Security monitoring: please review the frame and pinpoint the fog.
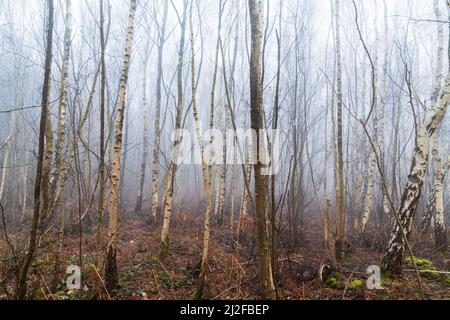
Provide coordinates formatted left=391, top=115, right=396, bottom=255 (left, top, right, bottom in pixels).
left=0, top=0, right=449, bottom=300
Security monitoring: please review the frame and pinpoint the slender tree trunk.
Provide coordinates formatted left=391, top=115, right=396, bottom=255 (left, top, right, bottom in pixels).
left=334, top=0, right=346, bottom=259
left=119, top=104, right=130, bottom=207
left=248, top=0, right=276, bottom=300
left=40, top=90, right=54, bottom=229
left=238, top=158, right=252, bottom=236
left=104, top=0, right=137, bottom=291
left=381, top=5, right=450, bottom=274
left=431, top=132, right=448, bottom=253
left=270, top=21, right=282, bottom=277
left=151, top=0, right=169, bottom=223
left=17, top=0, right=54, bottom=299
left=420, top=189, right=435, bottom=234
left=190, top=0, right=217, bottom=298
left=380, top=0, right=390, bottom=219
left=360, top=2, right=380, bottom=236
left=51, top=0, right=72, bottom=290
left=213, top=107, right=223, bottom=222
left=160, top=0, right=188, bottom=255
left=194, top=0, right=225, bottom=295
left=323, top=103, right=337, bottom=268
left=229, top=6, right=239, bottom=234
left=135, top=64, right=149, bottom=214
left=420, top=0, right=445, bottom=234
left=0, top=113, right=15, bottom=202
left=96, top=0, right=107, bottom=270
left=216, top=113, right=227, bottom=226
left=20, top=126, right=29, bottom=228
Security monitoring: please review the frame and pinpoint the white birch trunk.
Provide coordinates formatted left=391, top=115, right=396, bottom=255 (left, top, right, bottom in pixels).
left=104, top=0, right=136, bottom=290
left=381, top=15, right=450, bottom=272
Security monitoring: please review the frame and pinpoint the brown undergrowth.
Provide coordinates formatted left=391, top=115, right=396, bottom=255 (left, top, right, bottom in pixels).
left=1, top=211, right=449, bottom=300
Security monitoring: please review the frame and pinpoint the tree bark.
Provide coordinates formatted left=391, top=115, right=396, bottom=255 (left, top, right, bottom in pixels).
left=17, top=0, right=54, bottom=299
left=248, top=0, right=276, bottom=300
left=96, top=0, right=107, bottom=270
left=51, top=0, right=72, bottom=290
left=150, top=0, right=169, bottom=223
left=134, top=56, right=150, bottom=214
left=420, top=0, right=445, bottom=234
left=334, top=0, right=346, bottom=259
left=160, top=0, right=188, bottom=255
left=432, top=132, right=448, bottom=253
left=104, top=0, right=137, bottom=291
left=381, top=4, right=450, bottom=273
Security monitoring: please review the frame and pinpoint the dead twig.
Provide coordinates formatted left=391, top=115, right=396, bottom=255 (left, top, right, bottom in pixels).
left=404, top=269, right=450, bottom=275
left=212, top=275, right=257, bottom=300
left=342, top=268, right=358, bottom=299
left=38, top=272, right=55, bottom=300
left=91, top=264, right=111, bottom=300
left=151, top=269, right=161, bottom=297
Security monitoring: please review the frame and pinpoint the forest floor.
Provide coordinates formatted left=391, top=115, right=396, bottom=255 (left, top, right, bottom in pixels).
left=1, top=210, right=450, bottom=300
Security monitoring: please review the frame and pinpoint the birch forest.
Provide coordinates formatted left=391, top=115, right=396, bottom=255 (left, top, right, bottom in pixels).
left=1, top=0, right=450, bottom=301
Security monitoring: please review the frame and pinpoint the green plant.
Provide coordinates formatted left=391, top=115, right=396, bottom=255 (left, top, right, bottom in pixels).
left=325, top=276, right=343, bottom=289
left=347, top=279, right=364, bottom=291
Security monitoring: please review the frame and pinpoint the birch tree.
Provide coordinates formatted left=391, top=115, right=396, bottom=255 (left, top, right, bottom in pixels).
left=334, top=0, right=346, bottom=258
left=248, top=0, right=276, bottom=299
left=361, top=2, right=380, bottom=235
left=51, top=0, right=72, bottom=289
left=96, top=0, right=107, bottom=270
left=104, top=0, right=137, bottom=290
left=135, top=51, right=150, bottom=215
left=0, top=113, right=15, bottom=202
left=381, top=3, right=450, bottom=274
left=420, top=0, right=445, bottom=235
left=191, top=0, right=226, bottom=299
left=150, top=0, right=169, bottom=222
left=431, top=132, right=448, bottom=253
left=160, top=0, right=188, bottom=255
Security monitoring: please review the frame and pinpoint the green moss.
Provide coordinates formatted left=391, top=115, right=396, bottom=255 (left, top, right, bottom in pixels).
left=405, top=256, right=434, bottom=269
left=66, top=255, right=78, bottom=265
left=347, top=279, right=364, bottom=291
left=159, top=238, right=170, bottom=258
left=66, top=289, right=92, bottom=300
left=325, top=276, right=343, bottom=289
left=441, top=277, right=450, bottom=286
left=405, top=256, right=440, bottom=279
left=33, top=288, right=46, bottom=299
left=405, top=257, right=450, bottom=282
left=31, top=258, right=45, bottom=267
left=157, top=269, right=171, bottom=288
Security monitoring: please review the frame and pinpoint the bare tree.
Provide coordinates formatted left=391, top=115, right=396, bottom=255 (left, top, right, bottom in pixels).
left=334, top=0, right=346, bottom=259
left=381, top=3, right=450, bottom=274
left=150, top=0, right=169, bottom=222
left=96, top=0, right=107, bottom=270
left=104, top=0, right=137, bottom=291
left=248, top=0, right=276, bottom=300
left=17, top=0, right=54, bottom=299
left=51, top=0, right=72, bottom=289
left=160, top=0, right=189, bottom=255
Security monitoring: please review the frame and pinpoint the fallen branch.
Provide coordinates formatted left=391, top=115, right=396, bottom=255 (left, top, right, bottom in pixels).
left=91, top=264, right=111, bottom=300
left=151, top=269, right=161, bottom=297
left=404, top=269, right=450, bottom=275
left=342, top=268, right=358, bottom=299
left=212, top=275, right=257, bottom=300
